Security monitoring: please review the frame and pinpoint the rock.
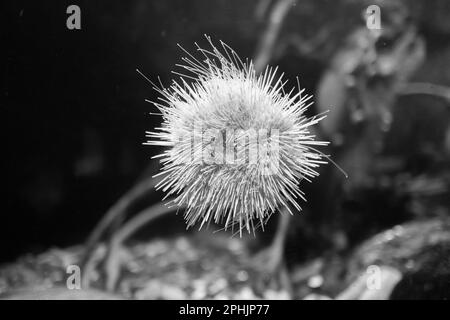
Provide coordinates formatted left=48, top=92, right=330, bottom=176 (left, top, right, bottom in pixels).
left=336, top=266, right=402, bottom=300
left=303, top=293, right=332, bottom=300
left=343, top=217, right=450, bottom=299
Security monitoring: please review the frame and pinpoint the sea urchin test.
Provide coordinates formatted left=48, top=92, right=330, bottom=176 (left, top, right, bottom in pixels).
left=142, top=36, right=329, bottom=235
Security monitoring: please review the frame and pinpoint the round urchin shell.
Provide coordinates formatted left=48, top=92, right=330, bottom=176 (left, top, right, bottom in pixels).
left=144, top=36, right=329, bottom=235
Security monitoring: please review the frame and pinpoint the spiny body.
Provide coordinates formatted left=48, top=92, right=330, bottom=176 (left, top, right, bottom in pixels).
left=144, top=36, right=328, bottom=235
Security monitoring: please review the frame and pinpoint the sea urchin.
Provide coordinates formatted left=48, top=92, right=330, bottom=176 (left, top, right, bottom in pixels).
left=143, top=36, right=329, bottom=235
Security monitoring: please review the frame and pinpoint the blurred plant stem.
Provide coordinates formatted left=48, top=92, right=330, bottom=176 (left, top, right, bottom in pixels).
left=81, top=176, right=161, bottom=288
left=253, top=0, right=294, bottom=73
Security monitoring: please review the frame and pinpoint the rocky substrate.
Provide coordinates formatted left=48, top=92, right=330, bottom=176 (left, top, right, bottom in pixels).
left=1, top=217, right=449, bottom=300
